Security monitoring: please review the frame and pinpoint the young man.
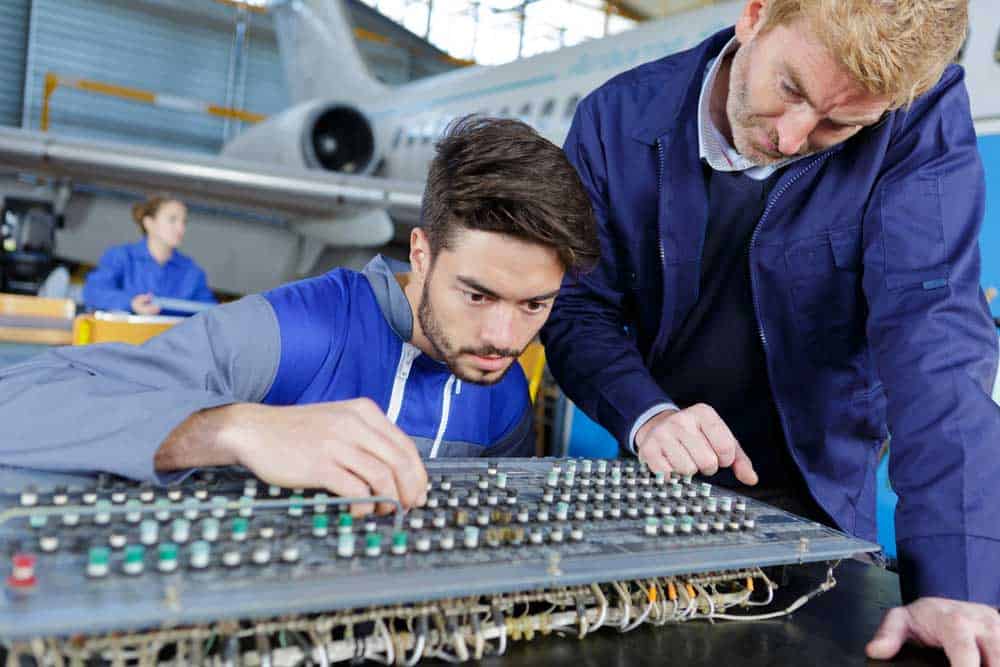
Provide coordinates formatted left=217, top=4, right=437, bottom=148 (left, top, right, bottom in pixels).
left=0, top=116, right=598, bottom=517
left=541, top=0, right=1000, bottom=661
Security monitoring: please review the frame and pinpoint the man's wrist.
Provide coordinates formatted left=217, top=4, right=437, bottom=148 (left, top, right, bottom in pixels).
left=629, top=402, right=679, bottom=454
left=155, top=403, right=254, bottom=472
left=211, top=403, right=264, bottom=467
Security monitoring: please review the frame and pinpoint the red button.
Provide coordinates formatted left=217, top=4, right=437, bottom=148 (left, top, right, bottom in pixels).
left=7, top=553, right=37, bottom=588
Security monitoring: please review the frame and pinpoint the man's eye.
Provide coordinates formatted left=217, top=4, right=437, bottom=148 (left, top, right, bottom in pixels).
left=465, top=292, right=486, bottom=304
left=524, top=301, right=549, bottom=313
left=823, top=119, right=857, bottom=132
left=781, top=82, right=802, bottom=99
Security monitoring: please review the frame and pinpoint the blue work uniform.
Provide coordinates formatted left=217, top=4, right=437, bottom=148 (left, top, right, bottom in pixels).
left=0, top=255, right=534, bottom=483
left=82, top=240, right=217, bottom=313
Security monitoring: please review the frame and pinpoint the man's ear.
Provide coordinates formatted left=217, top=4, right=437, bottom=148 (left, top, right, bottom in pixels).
left=409, top=227, right=432, bottom=281
left=735, top=0, right=767, bottom=44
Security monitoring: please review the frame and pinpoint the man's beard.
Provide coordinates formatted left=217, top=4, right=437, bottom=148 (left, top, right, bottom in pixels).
left=417, top=276, right=522, bottom=386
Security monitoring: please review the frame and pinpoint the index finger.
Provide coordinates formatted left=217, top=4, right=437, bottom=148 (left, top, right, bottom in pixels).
left=697, top=412, right=739, bottom=468
left=354, top=402, right=428, bottom=499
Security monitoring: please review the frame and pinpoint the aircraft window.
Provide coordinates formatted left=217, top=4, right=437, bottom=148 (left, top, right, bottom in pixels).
left=392, top=127, right=403, bottom=149
left=540, top=99, right=556, bottom=117
left=564, top=95, right=581, bottom=119
left=407, top=129, right=417, bottom=147
left=518, top=103, right=532, bottom=118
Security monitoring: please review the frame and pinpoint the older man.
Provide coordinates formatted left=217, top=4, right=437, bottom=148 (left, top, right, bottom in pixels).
left=542, top=0, right=1000, bottom=662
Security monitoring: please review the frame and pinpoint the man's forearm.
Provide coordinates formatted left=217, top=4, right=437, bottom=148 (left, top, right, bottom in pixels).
left=154, top=403, right=258, bottom=472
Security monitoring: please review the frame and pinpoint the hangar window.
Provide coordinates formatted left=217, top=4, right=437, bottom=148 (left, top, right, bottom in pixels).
left=564, top=95, right=581, bottom=119
left=540, top=99, right=556, bottom=117
left=392, top=127, right=404, bottom=149
left=498, top=106, right=510, bottom=117
left=995, top=28, right=1000, bottom=63
left=518, top=102, right=533, bottom=119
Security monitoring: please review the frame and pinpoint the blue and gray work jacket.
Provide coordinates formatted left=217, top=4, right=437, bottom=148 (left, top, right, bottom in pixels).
left=0, top=255, right=534, bottom=483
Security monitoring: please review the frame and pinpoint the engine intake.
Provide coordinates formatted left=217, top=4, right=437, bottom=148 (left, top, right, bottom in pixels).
left=304, top=106, right=376, bottom=174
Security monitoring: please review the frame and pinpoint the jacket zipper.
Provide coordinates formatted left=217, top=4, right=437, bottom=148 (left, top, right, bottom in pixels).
left=747, top=150, right=836, bottom=495
left=648, top=139, right=669, bottom=364
left=429, top=375, right=457, bottom=458
left=386, top=343, right=419, bottom=424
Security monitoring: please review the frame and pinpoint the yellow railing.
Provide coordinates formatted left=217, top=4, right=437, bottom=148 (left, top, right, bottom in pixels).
left=40, top=72, right=268, bottom=133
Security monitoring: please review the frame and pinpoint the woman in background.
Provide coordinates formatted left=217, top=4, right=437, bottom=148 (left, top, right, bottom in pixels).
left=83, top=196, right=216, bottom=315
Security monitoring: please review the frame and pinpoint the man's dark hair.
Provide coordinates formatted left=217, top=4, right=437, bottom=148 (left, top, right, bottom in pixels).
left=421, top=115, right=599, bottom=274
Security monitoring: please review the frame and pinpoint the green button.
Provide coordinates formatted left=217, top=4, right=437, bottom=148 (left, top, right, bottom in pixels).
left=338, top=513, right=353, bottom=528
left=158, top=543, right=178, bottom=561
left=29, top=514, right=48, bottom=529
left=125, top=545, right=145, bottom=563
left=313, top=514, right=329, bottom=530
left=365, top=533, right=382, bottom=548
left=232, top=517, right=248, bottom=536
left=392, top=530, right=407, bottom=547
left=89, top=546, right=110, bottom=565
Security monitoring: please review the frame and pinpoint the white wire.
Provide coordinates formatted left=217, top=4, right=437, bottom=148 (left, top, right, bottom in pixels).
left=612, top=582, right=632, bottom=631
left=473, top=613, right=486, bottom=660
left=621, top=599, right=653, bottom=632
left=695, top=583, right=715, bottom=619
left=680, top=583, right=698, bottom=620
left=402, top=633, right=426, bottom=667
left=709, top=574, right=836, bottom=621
left=496, top=615, right=508, bottom=656
left=452, top=630, right=469, bottom=662
left=746, top=575, right=776, bottom=606
left=589, top=584, right=609, bottom=632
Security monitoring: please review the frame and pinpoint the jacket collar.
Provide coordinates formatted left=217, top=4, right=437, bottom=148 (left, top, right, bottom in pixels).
left=631, top=27, right=735, bottom=146
left=362, top=254, right=415, bottom=342
left=130, top=239, right=180, bottom=267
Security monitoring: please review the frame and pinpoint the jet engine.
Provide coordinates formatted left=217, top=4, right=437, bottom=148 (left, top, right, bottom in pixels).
left=221, top=100, right=379, bottom=176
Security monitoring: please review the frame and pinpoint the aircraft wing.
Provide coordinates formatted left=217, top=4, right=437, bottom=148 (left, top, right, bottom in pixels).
left=0, top=128, right=424, bottom=221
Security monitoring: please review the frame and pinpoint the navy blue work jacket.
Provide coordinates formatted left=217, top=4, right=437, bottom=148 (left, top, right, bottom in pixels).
left=541, top=28, right=1000, bottom=604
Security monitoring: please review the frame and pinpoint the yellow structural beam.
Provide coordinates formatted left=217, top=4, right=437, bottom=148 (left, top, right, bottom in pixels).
left=40, top=72, right=267, bottom=132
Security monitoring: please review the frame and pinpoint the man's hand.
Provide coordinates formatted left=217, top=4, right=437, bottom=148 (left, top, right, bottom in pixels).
left=131, top=293, right=161, bottom=315
left=635, top=404, right=758, bottom=485
left=156, top=399, right=428, bottom=516
left=867, top=597, right=1000, bottom=665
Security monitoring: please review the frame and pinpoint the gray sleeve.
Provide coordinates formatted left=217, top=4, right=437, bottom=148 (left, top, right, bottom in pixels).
left=0, top=295, right=280, bottom=483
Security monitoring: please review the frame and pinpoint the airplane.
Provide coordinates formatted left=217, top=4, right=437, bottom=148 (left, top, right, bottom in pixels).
left=0, top=0, right=997, bottom=299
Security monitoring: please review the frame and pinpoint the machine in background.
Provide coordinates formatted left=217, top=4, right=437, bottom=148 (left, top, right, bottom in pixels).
left=0, top=197, right=58, bottom=296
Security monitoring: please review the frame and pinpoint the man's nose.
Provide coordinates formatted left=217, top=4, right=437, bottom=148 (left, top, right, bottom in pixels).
left=776, top=108, right=817, bottom=156
left=480, top=306, right=517, bottom=350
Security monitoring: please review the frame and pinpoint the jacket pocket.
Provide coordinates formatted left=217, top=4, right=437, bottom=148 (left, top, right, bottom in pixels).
left=785, top=226, right=866, bottom=364
left=880, top=175, right=949, bottom=291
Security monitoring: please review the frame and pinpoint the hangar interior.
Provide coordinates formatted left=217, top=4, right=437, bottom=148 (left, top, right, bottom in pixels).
left=1, top=1, right=999, bottom=665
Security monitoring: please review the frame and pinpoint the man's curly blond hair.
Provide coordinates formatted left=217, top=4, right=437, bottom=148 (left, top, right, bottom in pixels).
left=760, top=0, right=968, bottom=109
